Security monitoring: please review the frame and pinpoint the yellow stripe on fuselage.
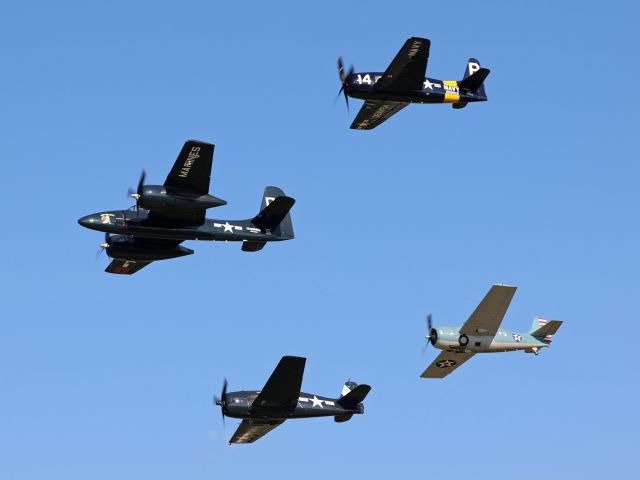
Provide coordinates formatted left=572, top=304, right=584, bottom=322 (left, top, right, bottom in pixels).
left=443, top=80, right=460, bottom=103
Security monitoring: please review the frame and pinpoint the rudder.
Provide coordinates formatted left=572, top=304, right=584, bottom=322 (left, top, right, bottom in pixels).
left=529, top=317, right=562, bottom=343
left=252, top=186, right=295, bottom=239
left=461, top=58, right=488, bottom=97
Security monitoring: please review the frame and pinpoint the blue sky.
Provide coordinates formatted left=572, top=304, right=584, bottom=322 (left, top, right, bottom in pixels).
left=1, top=1, right=638, bottom=478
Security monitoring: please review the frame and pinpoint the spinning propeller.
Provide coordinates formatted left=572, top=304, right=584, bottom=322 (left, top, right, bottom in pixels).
left=213, top=378, right=228, bottom=426
left=426, top=313, right=434, bottom=343
left=422, top=313, right=435, bottom=355
left=127, top=169, right=146, bottom=212
left=337, top=56, right=354, bottom=111
left=96, top=232, right=111, bottom=259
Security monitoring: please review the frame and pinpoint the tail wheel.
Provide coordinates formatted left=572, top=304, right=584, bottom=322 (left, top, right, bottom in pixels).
left=459, top=334, right=469, bottom=346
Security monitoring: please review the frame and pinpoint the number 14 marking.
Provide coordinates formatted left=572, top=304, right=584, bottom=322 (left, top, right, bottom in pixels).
left=356, top=74, right=381, bottom=85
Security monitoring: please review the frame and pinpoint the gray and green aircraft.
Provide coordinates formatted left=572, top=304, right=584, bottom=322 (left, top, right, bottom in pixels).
left=421, top=285, right=563, bottom=379
left=78, top=140, right=295, bottom=275
left=214, top=356, right=371, bottom=444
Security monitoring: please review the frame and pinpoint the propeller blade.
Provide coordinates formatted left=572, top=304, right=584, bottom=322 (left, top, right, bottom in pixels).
left=427, top=313, right=433, bottom=334
left=337, top=57, right=354, bottom=113
left=137, top=170, right=146, bottom=197
left=219, top=378, right=228, bottom=426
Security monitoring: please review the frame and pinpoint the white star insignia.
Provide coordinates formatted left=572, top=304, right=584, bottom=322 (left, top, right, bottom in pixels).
left=311, top=396, right=324, bottom=408
left=424, top=79, right=434, bottom=90
left=222, top=222, right=234, bottom=233
left=513, top=334, right=522, bottom=342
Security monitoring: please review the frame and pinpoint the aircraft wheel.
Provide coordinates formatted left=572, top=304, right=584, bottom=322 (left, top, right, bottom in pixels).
left=459, top=334, right=469, bottom=346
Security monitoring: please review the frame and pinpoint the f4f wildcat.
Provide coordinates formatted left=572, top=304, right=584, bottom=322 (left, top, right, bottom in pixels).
left=337, top=36, right=490, bottom=130
left=214, top=356, right=371, bottom=444
left=78, top=140, right=295, bottom=275
left=421, top=285, right=563, bottom=379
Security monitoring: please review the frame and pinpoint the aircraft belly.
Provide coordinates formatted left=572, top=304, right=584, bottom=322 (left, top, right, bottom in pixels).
left=487, top=341, right=532, bottom=352
left=353, top=90, right=444, bottom=104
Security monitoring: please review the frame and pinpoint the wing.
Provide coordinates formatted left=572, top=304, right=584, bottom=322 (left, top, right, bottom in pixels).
left=252, top=356, right=306, bottom=412
left=164, top=140, right=214, bottom=195
left=420, top=350, right=475, bottom=379
left=105, top=259, right=152, bottom=275
left=375, top=37, right=430, bottom=92
left=350, top=100, right=409, bottom=130
left=229, top=419, right=285, bottom=444
left=459, top=285, right=517, bottom=337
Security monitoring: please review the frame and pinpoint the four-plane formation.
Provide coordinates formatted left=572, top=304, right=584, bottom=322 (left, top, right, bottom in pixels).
left=77, top=36, right=564, bottom=445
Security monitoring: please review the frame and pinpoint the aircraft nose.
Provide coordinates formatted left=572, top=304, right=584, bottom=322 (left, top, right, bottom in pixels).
left=78, top=214, right=98, bottom=228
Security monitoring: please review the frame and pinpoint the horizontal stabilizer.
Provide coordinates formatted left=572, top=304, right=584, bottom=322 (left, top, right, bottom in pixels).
left=531, top=320, right=563, bottom=338
left=251, top=196, right=295, bottom=231
left=337, top=384, right=371, bottom=406
left=458, top=67, right=490, bottom=92
left=242, top=240, right=267, bottom=252
left=334, top=414, right=354, bottom=423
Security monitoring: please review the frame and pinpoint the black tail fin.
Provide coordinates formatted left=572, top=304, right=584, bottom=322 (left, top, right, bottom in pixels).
left=250, top=186, right=295, bottom=239
left=337, top=383, right=371, bottom=407
left=459, top=58, right=489, bottom=96
left=335, top=381, right=370, bottom=422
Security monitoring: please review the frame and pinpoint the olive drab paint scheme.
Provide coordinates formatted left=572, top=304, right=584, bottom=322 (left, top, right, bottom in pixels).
left=78, top=140, right=295, bottom=274
left=214, top=356, right=371, bottom=444
left=421, top=285, right=563, bottom=378
left=337, top=37, right=490, bottom=130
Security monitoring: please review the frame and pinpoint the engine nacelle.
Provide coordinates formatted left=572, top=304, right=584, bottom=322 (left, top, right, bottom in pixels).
left=107, top=240, right=194, bottom=262
left=137, top=185, right=226, bottom=211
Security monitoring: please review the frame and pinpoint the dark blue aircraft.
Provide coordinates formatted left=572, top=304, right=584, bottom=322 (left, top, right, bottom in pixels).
left=215, top=356, right=371, bottom=444
left=338, top=37, right=490, bottom=129
left=78, top=140, right=295, bottom=274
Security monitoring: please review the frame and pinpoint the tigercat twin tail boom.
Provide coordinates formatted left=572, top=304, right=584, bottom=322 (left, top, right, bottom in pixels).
left=421, top=285, right=563, bottom=379
left=214, top=356, right=371, bottom=444
left=337, top=36, right=490, bottom=130
left=78, top=140, right=295, bottom=275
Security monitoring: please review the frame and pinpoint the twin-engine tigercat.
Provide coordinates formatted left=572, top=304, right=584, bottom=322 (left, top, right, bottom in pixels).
left=78, top=140, right=295, bottom=275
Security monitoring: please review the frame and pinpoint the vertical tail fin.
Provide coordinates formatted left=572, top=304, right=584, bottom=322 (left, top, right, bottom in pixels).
left=335, top=380, right=371, bottom=422
left=337, top=381, right=371, bottom=406
left=251, top=186, right=295, bottom=239
left=462, top=58, right=487, bottom=98
left=340, top=380, right=358, bottom=398
left=529, top=317, right=555, bottom=343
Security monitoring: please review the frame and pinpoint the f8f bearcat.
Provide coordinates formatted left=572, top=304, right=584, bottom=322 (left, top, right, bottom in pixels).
left=421, top=285, right=563, bottom=378
left=78, top=140, right=295, bottom=275
left=337, top=36, right=490, bottom=130
left=214, top=356, right=371, bottom=444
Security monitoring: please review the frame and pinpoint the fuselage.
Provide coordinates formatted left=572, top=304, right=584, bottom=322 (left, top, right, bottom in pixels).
left=346, top=72, right=487, bottom=105
left=430, top=326, right=551, bottom=354
left=78, top=208, right=290, bottom=242
left=223, top=390, right=363, bottom=420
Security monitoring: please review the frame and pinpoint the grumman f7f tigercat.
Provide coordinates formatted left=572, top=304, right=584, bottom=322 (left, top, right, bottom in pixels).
left=337, top=36, right=490, bottom=130
left=78, top=140, right=295, bottom=275
left=215, top=356, right=371, bottom=444
left=421, top=285, right=563, bottom=378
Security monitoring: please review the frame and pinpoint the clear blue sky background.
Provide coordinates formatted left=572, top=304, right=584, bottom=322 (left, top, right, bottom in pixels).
left=1, top=1, right=638, bottom=478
